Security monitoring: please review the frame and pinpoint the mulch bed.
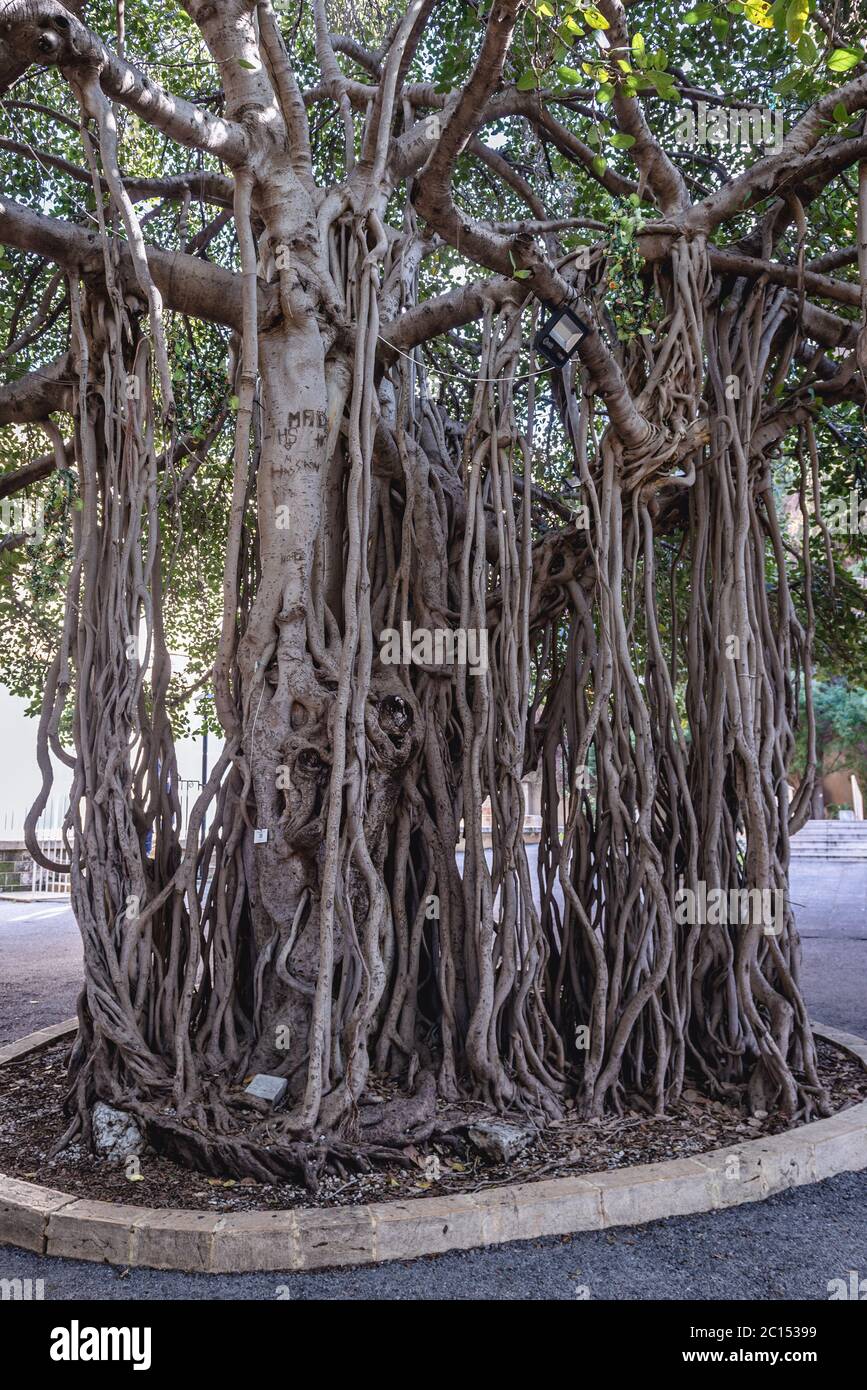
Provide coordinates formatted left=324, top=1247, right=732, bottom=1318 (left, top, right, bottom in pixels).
left=1, top=1037, right=864, bottom=1212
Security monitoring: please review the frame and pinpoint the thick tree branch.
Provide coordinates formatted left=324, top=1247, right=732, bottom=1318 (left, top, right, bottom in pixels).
left=689, top=73, right=867, bottom=236
left=381, top=275, right=526, bottom=357
left=0, top=0, right=247, bottom=163
left=413, top=4, right=580, bottom=307
left=596, top=0, right=688, bottom=214
left=0, top=0, right=82, bottom=92
left=0, top=137, right=234, bottom=205
left=0, top=351, right=72, bottom=421
left=469, top=138, right=547, bottom=219
left=711, top=248, right=861, bottom=309
left=0, top=442, right=63, bottom=496
left=0, top=193, right=278, bottom=329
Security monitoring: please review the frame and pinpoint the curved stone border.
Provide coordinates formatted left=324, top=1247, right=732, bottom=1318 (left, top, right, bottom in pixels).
left=1, top=1018, right=866, bottom=1273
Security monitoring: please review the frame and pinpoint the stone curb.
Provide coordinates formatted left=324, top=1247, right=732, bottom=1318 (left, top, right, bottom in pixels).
left=1, top=1018, right=866, bottom=1273
left=0, top=1017, right=78, bottom=1066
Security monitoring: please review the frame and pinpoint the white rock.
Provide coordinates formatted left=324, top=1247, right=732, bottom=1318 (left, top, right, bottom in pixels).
left=244, top=1073, right=288, bottom=1105
left=466, top=1119, right=535, bottom=1164
left=92, top=1102, right=143, bottom=1160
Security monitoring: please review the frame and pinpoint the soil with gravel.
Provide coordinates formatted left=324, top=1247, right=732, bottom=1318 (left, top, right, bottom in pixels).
left=1, top=1036, right=864, bottom=1213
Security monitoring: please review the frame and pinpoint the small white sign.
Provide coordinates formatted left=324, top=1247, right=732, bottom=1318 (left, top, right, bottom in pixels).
left=253, top=828, right=269, bottom=844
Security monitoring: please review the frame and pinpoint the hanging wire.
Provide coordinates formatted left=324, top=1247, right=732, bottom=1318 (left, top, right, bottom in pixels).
left=378, top=334, right=555, bottom=383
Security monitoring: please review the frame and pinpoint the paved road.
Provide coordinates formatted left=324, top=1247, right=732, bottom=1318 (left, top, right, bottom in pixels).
left=790, top=862, right=867, bottom=1038
left=0, top=859, right=864, bottom=1300
left=0, top=899, right=81, bottom=1044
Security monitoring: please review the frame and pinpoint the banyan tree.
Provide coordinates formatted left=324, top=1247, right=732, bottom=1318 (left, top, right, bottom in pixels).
left=0, top=0, right=864, bottom=1185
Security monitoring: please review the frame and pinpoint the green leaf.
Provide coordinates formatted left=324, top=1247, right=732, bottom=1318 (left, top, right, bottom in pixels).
left=832, top=101, right=849, bottom=124
left=712, top=15, right=730, bottom=38
left=647, top=69, right=678, bottom=99
left=229, top=395, right=240, bottom=410
left=769, top=0, right=787, bottom=30
left=557, top=65, right=583, bottom=83
left=610, top=133, right=636, bottom=148
left=591, top=154, right=607, bottom=175
left=236, top=58, right=258, bottom=70
left=785, top=0, right=809, bottom=46
left=516, top=69, right=540, bottom=90
left=583, top=6, right=610, bottom=28
left=513, top=268, right=531, bottom=279
left=685, top=2, right=714, bottom=21
left=828, top=47, right=862, bottom=71
left=797, top=30, right=818, bottom=64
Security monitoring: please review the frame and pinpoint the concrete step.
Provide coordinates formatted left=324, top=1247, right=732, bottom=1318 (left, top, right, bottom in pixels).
left=794, top=817, right=867, bottom=828
left=792, top=837, right=867, bottom=845
left=794, top=830, right=867, bottom=837
left=792, top=833, right=867, bottom=838
left=791, top=847, right=867, bottom=859
left=794, top=820, right=867, bottom=829
left=793, top=839, right=867, bottom=847
left=791, top=850, right=867, bottom=858
left=790, top=820, right=867, bottom=860
left=792, top=821, right=867, bottom=834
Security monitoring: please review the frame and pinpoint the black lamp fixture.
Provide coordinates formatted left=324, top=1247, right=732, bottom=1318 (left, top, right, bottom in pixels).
left=533, top=300, right=591, bottom=369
